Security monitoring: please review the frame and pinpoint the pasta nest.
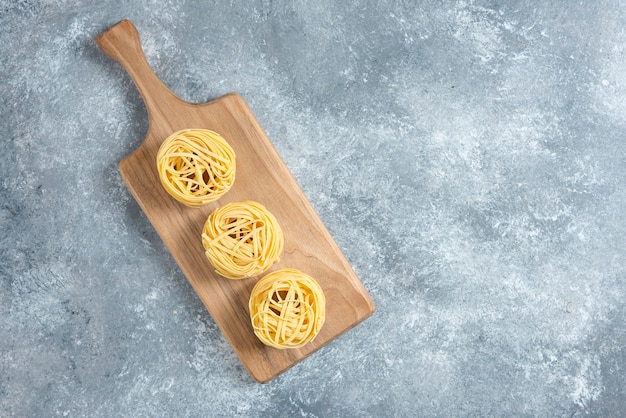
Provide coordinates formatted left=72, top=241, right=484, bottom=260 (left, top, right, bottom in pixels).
left=156, top=129, right=236, bottom=207
left=202, top=200, right=284, bottom=279
left=249, top=268, right=326, bottom=349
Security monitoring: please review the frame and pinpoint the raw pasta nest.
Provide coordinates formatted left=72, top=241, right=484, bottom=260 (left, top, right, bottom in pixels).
left=202, top=200, right=284, bottom=279
left=156, top=129, right=236, bottom=207
left=249, top=268, right=326, bottom=349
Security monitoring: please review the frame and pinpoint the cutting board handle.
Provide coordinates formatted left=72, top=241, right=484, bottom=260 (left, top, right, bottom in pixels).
left=96, top=20, right=180, bottom=118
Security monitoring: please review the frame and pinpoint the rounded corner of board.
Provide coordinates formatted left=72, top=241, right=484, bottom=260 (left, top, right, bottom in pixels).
left=223, top=91, right=243, bottom=99
left=118, top=153, right=132, bottom=169
left=118, top=152, right=141, bottom=180
left=220, top=92, right=246, bottom=105
left=252, top=375, right=272, bottom=384
left=247, top=366, right=274, bottom=384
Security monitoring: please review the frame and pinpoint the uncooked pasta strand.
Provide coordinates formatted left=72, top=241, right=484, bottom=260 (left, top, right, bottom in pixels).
left=156, top=129, right=236, bottom=207
left=249, top=269, right=325, bottom=349
left=202, top=200, right=284, bottom=279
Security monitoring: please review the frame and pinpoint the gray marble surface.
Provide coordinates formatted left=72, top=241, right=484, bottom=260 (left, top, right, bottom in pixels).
left=1, top=1, right=625, bottom=417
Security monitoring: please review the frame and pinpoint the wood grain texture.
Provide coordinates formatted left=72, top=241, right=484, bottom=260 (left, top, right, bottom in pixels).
left=95, top=20, right=374, bottom=383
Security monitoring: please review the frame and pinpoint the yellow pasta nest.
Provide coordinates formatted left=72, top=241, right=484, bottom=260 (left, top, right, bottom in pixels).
left=249, top=268, right=326, bottom=349
left=202, top=200, right=284, bottom=279
left=156, top=129, right=236, bottom=207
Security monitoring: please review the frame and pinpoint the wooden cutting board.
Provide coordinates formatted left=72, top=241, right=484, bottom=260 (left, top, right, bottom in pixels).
left=95, top=20, right=374, bottom=383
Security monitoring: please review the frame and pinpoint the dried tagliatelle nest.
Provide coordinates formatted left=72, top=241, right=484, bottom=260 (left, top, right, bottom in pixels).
left=156, top=129, right=235, bottom=207
left=202, top=200, right=284, bottom=279
left=249, top=268, right=326, bottom=349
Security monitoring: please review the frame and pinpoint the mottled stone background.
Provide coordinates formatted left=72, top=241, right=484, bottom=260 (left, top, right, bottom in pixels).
left=1, top=1, right=625, bottom=416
